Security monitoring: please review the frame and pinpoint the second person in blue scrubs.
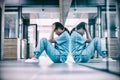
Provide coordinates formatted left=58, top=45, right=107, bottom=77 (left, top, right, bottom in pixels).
left=71, top=22, right=106, bottom=63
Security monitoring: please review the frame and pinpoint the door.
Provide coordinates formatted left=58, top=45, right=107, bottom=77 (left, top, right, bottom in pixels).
left=27, top=24, right=37, bottom=58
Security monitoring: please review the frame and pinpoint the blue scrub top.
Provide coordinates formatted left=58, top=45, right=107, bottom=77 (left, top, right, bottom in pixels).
left=71, top=31, right=86, bottom=56
left=55, top=31, right=70, bottom=62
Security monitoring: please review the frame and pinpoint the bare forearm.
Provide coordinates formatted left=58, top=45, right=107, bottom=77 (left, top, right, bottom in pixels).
left=85, top=30, right=92, bottom=43
left=49, top=31, right=55, bottom=43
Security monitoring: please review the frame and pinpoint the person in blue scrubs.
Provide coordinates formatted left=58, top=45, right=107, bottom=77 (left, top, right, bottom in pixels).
left=26, top=22, right=70, bottom=63
left=71, top=22, right=106, bottom=63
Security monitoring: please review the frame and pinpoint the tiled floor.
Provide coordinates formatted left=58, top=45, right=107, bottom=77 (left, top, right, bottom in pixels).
left=0, top=56, right=120, bottom=80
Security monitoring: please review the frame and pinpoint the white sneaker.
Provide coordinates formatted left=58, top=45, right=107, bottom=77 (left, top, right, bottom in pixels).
left=102, top=58, right=116, bottom=62
left=25, top=58, right=39, bottom=63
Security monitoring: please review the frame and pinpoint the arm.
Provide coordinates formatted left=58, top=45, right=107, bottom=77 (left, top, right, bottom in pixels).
left=49, top=25, right=56, bottom=43
left=85, top=24, right=92, bottom=43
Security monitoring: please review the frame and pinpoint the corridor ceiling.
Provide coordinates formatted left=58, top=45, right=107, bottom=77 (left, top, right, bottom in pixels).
left=4, top=0, right=118, bottom=21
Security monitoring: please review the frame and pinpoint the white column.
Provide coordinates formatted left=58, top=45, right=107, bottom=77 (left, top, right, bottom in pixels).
left=59, top=0, right=72, bottom=25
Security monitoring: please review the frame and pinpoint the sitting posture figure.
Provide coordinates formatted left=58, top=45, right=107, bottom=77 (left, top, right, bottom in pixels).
left=26, top=22, right=70, bottom=63
left=70, top=22, right=106, bottom=63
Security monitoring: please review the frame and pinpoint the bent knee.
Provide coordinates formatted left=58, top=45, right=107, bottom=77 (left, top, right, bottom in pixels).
left=94, top=37, right=99, bottom=41
left=40, top=38, right=48, bottom=43
left=93, top=37, right=101, bottom=42
left=41, top=38, right=47, bottom=41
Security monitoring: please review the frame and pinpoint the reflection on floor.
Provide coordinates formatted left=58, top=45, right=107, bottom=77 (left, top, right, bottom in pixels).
left=0, top=56, right=120, bottom=80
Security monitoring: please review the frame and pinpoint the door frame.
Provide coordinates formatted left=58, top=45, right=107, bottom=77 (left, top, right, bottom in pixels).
left=26, top=24, right=38, bottom=58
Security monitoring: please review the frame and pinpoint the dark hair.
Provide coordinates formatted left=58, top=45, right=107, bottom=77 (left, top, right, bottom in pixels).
left=76, top=22, right=86, bottom=30
left=70, top=22, right=86, bottom=35
left=70, top=28, right=75, bottom=35
left=53, top=22, right=70, bottom=34
left=64, top=27, right=70, bottom=34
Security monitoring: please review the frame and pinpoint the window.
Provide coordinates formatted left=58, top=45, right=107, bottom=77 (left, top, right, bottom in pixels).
left=4, top=12, right=18, bottom=38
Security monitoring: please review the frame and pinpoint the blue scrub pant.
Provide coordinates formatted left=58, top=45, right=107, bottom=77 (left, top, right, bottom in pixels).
left=34, top=38, right=61, bottom=63
left=73, top=38, right=106, bottom=63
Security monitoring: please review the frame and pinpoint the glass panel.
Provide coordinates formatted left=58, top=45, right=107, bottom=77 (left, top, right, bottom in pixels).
left=67, top=0, right=120, bottom=74
left=4, top=12, right=18, bottom=38
left=66, top=5, right=107, bottom=69
left=101, top=11, right=117, bottom=38
left=0, top=8, right=2, bottom=60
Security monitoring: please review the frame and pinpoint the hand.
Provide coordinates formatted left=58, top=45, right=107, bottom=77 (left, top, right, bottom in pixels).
left=85, top=24, right=89, bottom=31
left=52, top=24, right=55, bottom=31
